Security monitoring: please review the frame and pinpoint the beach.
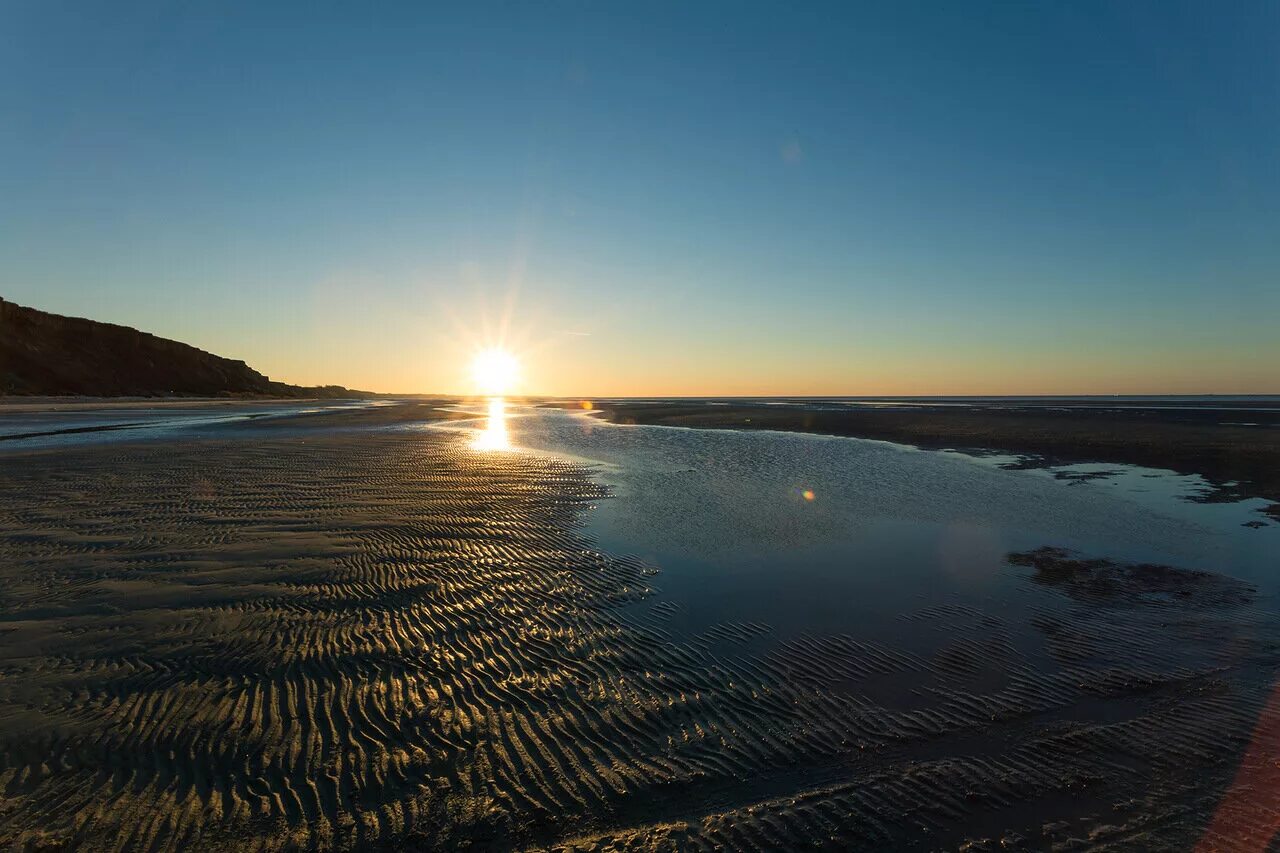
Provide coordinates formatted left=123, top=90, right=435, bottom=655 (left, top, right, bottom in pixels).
left=1, top=401, right=1278, bottom=850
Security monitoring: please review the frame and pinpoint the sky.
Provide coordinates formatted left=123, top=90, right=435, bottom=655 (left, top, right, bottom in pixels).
left=2, top=1, right=1278, bottom=396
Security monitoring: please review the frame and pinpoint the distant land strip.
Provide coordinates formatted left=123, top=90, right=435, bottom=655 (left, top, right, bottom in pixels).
left=0, top=297, right=373, bottom=398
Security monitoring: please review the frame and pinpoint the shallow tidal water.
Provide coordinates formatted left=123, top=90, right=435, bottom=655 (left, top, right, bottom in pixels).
left=0, top=399, right=380, bottom=448
left=444, top=404, right=1278, bottom=646
left=3, top=399, right=1278, bottom=850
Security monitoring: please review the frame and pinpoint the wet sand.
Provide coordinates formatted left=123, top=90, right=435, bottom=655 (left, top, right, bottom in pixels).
left=1, top=402, right=1278, bottom=850
left=568, top=399, right=1280, bottom=518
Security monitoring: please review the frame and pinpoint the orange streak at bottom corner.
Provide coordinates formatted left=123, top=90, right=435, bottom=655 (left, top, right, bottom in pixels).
left=1196, top=680, right=1280, bottom=851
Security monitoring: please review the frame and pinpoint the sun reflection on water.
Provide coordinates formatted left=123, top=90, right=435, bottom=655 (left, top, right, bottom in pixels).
left=473, top=397, right=511, bottom=451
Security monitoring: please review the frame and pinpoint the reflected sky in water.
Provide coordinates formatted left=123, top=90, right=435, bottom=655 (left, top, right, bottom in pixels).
left=441, top=405, right=1280, bottom=649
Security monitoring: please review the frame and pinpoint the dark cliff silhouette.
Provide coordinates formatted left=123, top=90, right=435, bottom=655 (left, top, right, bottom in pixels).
left=0, top=298, right=369, bottom=398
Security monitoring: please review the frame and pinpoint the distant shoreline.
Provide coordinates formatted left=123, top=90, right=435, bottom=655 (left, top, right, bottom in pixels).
left=1, top=297, right=382, bottom=398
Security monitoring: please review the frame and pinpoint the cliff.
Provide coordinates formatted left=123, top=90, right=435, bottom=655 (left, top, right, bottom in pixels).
left=0, top=298, right=368, bottom=398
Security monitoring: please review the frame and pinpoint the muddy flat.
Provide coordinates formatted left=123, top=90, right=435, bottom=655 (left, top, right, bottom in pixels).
left=1, top=400, right=1278, bottom=850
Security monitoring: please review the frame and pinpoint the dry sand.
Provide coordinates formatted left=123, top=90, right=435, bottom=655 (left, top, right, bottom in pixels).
left=0, top=403, right=1277, bottom=850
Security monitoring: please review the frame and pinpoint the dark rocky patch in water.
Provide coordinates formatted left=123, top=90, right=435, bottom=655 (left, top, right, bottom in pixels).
left=1008, top=546, right=1256, bottom=608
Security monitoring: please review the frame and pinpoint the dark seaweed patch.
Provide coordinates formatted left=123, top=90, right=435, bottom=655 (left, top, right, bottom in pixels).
left=1007, top=546, right=1255, bottom=608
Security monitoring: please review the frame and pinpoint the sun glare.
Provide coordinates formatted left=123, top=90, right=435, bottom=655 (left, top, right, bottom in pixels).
left=471, top=348, right=520, bottom=395
left=473, top=397, right=511, bottom=451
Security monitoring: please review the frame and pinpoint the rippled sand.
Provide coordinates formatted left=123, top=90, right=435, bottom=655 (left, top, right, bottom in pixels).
left=0, top=406, right=1276, bottom=850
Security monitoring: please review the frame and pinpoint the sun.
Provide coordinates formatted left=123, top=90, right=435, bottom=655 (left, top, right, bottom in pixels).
left=471, top=348, right=520, bottom=395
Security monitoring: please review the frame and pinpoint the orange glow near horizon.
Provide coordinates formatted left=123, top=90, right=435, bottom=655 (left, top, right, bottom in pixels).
left=197, top=272, right=1276, bottom=398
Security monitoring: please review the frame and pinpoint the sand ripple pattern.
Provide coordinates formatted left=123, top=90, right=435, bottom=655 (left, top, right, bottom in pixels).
left=0, top=431, right=1276, bottom=851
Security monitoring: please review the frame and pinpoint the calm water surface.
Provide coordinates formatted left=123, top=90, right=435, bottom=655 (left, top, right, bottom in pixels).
left=440, top=403, right=1279, bottom=656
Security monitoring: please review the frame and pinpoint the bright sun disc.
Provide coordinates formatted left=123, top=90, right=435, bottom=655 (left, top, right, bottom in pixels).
left=471, top=349, right=519, bottom=395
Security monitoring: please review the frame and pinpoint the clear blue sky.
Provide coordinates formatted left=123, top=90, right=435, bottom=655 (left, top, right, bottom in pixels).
left=3, top=1, right=1277, bottom=394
